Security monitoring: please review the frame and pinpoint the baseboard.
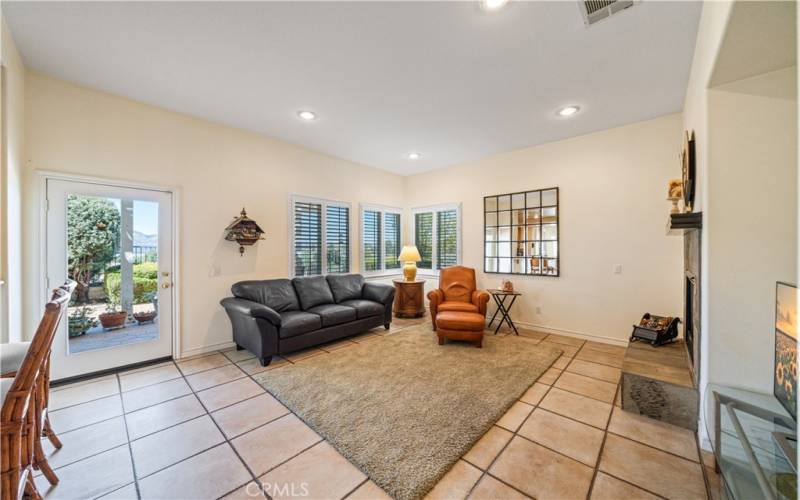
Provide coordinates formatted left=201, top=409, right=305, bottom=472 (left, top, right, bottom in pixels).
left=180, top=340, right=236, bottom=359
left=503, top=320, right=629, bottom=347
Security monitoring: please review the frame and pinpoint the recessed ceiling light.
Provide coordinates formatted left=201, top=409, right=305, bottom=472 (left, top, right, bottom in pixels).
left=480, top=0, right=509, bottom=11
left=556, top=105, right=580, bottom=117
left=406, top=152, right=421, bottom=160
left=297, top=110, right=317, bottom=121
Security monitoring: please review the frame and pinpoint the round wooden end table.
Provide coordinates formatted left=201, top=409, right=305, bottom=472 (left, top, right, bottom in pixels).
left=392, top=279, right=426, bottom=318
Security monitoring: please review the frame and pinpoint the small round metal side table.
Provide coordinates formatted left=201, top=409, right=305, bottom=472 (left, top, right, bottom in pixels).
left=487, top=289, right=521, bottom=335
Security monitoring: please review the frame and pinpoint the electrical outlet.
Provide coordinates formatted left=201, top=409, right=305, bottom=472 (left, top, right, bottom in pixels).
left=535, top=306, right=542, bottom=314
left=613, top=264, right=623, bottom=274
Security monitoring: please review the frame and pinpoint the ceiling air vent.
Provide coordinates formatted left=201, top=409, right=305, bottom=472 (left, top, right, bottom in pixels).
left=579, top=0, right=635, bottom=26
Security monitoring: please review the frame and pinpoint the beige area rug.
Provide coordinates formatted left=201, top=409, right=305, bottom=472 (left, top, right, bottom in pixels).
left=254, top=325, right=561, bottom=500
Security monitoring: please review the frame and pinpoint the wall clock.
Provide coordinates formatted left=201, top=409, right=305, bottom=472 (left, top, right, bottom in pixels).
left=681, top=130, right=696, bottom=212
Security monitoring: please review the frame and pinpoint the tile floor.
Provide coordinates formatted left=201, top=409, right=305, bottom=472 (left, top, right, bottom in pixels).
left=38, top=316, right=719, bottom=499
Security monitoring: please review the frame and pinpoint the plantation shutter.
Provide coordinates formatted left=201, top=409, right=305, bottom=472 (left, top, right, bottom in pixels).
left=436, top=209, right=458, bottom=269
left=293, top=201, right=322, bottom=276
left=415, top=212, right=433, bottom=269
left=384, top=212, right=401, bottom=269
left=363, top=210, right=382, bottom=272
left=326, top=205, right=349, bottom=274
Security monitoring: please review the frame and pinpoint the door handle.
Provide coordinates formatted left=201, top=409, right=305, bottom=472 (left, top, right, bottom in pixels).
left=162, top=283, right=171, bottom=289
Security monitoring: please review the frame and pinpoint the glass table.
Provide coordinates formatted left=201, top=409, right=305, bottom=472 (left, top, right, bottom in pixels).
left=704, top=384, right=797, bottom=500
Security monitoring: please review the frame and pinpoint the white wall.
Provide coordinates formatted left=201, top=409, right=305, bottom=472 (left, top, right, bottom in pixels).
left=23, top=73, right=406, bottom=356
left=406, top=114, right=684, bottom=344
left=0, top=13, right=25, bottom=343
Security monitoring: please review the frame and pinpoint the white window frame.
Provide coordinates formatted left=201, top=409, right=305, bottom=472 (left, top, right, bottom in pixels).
left=411, top=203, right=462, bottom=275
left=359, top=204, right=403, bottom=276
left=289, top=194, right=352, bottom=277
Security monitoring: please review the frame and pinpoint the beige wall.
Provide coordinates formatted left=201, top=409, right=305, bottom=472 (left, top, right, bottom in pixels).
left=1, top=14, right=25, bottom=343
left=23, top=73, right=406, bottom=356
left=406, top=114, right=684, bottom=344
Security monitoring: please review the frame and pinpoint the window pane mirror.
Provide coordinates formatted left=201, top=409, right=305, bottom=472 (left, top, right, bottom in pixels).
left=484, top=187, right=559, bottom=276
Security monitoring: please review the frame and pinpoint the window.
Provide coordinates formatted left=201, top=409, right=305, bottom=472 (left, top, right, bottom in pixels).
left=290, top=196, right=351, bottom=277
left=360, top=205, right=402, bottom=274
left=412, top=204, right=461, bottom=271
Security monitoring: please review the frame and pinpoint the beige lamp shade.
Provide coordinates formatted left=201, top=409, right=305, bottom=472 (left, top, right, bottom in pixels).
left=399, top=245, right=422, bottom=262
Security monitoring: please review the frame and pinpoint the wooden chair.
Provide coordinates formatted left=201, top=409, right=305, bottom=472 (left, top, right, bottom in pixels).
left=1, top=282, right=74, bottom=500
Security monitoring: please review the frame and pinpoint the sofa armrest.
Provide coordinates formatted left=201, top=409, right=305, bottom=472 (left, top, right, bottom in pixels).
left=362, top=282, right=394, bottom=306
left=220, top=297, right=282, bottom=326
left=471, top=290, right=490, bottom=316
left=427, top=289, right=444, bottom=329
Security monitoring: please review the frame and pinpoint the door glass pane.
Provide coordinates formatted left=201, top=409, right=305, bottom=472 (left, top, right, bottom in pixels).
left=68, top=196, right=160, bottom=354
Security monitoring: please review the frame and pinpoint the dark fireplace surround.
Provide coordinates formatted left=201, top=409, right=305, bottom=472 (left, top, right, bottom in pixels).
left=684, top=228, right=701, bottom=385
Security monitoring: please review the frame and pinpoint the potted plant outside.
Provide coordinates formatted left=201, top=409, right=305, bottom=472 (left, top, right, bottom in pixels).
left=133, top=292, right=158, bottom=325
left=98, top=299, right=127, bottom=330
left=69, top=306, right=97, bottom=337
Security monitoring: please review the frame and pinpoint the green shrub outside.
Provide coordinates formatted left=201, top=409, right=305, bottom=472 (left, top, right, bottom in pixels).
left=104, top=262, right=158, bottom=305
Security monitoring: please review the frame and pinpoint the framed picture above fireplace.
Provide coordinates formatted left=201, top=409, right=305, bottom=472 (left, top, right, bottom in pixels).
left=483, top=187, right=559, bottom=276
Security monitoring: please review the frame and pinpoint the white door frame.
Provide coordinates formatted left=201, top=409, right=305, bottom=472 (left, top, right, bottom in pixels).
left=37, top=170, right=182, bottom=365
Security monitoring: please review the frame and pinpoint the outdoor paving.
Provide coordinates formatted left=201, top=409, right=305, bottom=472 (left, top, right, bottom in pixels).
left=69, top=322, right=159, bottom=353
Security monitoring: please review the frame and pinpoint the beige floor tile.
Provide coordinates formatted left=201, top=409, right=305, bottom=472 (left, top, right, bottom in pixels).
left=126, top=394, right=206, bottom=440
left=283, top=347, right=326, bottom=362
left=97, top=482, right=138, bottom=499
left=582, top=341, right=627, bottom=356
left=554, top=371, right=617, bottom=403
left=701, top=449, right=715, bottom=468
left=615, top=385, right=622, bottom=407
left=469, top=475, right=529, bottom=500
left=519, top=383, right=549, bottom=406
left=49, top=394, right=123, bottom=433
left=607, top=407, right=699, bottom=461
left=551, top=356, right=570, bottom=370
left=50, top=373, right=116, bottom=392
left=348, top=480, right=392, bottom=500
left=706, top=465, right=722, bottom=500
left=575, top=349, right=624, bottom=368
left=599, top=434, right=706, bottom=499
left=196, top=377, right=264, bottom=412
left=496, top=401, right=534, bottom=432
left=185, top=363, right=246, bottom=391
left=212, top=393, right=290, bottom=438
left=223, top=481, right=266, bottom=499
left=40, top=416, right=128, bottom=471
left=489, top=436, right=594, bottom=500
left=539, top=340, right=578, bottom=355
left=223, top=348, right=256, bottom=363
left=50, top=376, right=120, bottom=410
left=590, top=472, right=660, bottom=500
left=463, top=425, right=514, bottom=469
left=237, top=356, right=289, bottom=375
left=176, top=352, right=231, bottom=375
left=232, top=413, right=321, bottom=476
left=518, top=409, right=604, bottom=466
left=138, top=443, right=252, bottom=499
left=122, top=377, right=192, bottom=413
left=537, top=367, right=562, bottom=385
left=34, top=445, right=133, bottom=499
left=566, top=359, right=621, bottom=384
left=544, top=334, right=585, bottom=347
left=258, top=442, right=366, bottom=500
left=424, top=460, right=482, bottom=500
left=119, top=363, right=182, bottom=392
left=131, top=415, right=224, bottom=478
left=538, top=388, right=612, bottom=429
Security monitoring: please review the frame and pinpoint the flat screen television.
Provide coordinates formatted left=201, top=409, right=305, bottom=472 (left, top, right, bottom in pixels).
left=775, top=281, right=797, bottom=420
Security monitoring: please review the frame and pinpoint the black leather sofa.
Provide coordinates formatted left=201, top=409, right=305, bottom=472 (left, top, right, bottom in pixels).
left=220, top=274, right=394, bottom=366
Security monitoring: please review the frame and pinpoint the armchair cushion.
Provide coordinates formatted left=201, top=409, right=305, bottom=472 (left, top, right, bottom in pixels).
left=306, top=304, right=357, bottom=327
left=231, top=279, right=299, bottom=312
left=363, top=282, right=394, bottom=305
left=340, top=299, right=384, bottom=319
left=326, top=274, right=365, bottom=303
left=292, top=276, right=335, bottom=310
left=279, top=311, right=322, bottom=339
left=440, top=266, right=477, bottom=303
left=0, top=342, right=29, bottom=375
left=220, top=297, right=282, bottom=326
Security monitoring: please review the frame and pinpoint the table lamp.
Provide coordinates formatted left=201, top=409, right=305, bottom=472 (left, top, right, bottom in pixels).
left=398, top=245, right=422, bottom=281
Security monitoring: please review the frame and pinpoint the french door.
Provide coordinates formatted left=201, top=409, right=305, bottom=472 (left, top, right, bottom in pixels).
left=45, top=178, right=174, bottom=380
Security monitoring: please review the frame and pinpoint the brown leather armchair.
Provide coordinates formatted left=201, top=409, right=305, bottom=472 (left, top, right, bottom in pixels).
left=427, top=266, right=490, bottom=331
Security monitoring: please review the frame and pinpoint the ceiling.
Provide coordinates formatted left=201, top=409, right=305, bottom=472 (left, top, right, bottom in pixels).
left=3, top=1, right=702, bottom=175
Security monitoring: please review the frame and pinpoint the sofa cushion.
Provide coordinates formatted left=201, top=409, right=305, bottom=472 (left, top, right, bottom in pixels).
left=232, top=279, right=300, bottom=312
left=340, top=299, right=384, bottom=319
left=306, top=304, right=357, bottom=327
left=326, top=274, right=364, bottom=303
left=438, top=301, right=479, bottom=313
left=292, top=276, right=336, bottom=310
left=279, top=311, right=322, bottom=339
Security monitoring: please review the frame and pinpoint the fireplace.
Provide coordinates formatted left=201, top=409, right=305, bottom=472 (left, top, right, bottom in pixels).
left=683, top=221, right=701, bottom=385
